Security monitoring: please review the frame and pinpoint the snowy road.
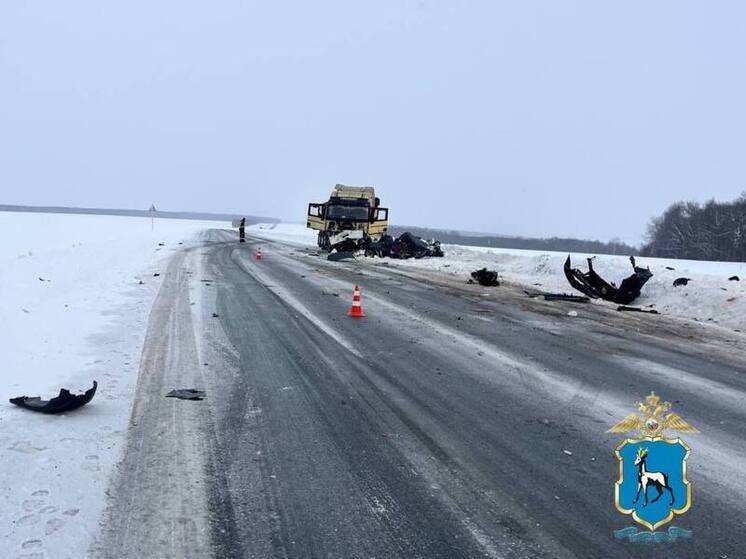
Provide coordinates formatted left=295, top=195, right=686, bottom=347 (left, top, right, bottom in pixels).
left=97, top=230, right=746, bottom=558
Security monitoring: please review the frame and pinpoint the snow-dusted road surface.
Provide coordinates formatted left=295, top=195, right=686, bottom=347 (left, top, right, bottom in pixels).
left=98, top=229, right=745, bottom=558
left=247, top=223, right=746, bottom=332
left=0, top=212, right=215, bottom=559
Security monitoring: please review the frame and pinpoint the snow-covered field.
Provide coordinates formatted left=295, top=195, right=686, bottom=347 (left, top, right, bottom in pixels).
left=0, top=212, right=217, bottom=558
left=248, top=223, right=746, bottom=331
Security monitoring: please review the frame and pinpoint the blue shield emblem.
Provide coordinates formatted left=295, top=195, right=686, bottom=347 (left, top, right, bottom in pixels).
left=615, top=436, right=691, bottom=531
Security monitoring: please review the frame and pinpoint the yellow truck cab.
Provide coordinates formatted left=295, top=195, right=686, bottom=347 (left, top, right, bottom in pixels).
left=307, top=185, right=389, bottom=251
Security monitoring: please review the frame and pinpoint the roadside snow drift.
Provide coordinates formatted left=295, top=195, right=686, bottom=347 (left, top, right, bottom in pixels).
left=0, top=212, right=217, bottom=558
left=248, top=223, right=746, bottom=330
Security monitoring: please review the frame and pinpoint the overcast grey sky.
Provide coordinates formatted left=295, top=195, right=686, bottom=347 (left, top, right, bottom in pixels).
left=1, top=1, right=744, bottom=243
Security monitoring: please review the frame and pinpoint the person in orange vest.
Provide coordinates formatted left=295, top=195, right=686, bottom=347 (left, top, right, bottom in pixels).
left=239, top=217, right=246, bottom=243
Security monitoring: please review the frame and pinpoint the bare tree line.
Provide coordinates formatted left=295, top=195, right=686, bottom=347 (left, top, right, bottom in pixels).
left=641, top=193, right=746, bottom=261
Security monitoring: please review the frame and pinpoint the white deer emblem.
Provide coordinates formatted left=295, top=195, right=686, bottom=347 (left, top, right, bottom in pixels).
left=632, top=447, right=675, bottom=506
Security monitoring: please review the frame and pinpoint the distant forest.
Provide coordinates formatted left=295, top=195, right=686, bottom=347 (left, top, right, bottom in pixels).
left=641, top=193, right=746, bottom=262
left=388, top=226, right=636, bottom=256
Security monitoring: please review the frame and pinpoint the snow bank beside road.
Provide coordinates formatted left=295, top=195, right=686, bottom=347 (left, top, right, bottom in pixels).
left=249, top=223, right=746, bottom=330
left=0, top=212, right=216, bottom=558
left=386, top=244, right=746, bottom=330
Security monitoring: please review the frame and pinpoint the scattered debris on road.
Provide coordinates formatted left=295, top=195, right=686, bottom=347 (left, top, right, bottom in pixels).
left=673, top=277, right=691, bottom=287
left=542, top=293, right=590, bottom=303
left=328, top=251, right=355, bottom=261
left=165, top=389, right=205, bottom=401
left=10, top=381, right=98, bottom=414
left=469, top=268, right=499, bottom=286
left=617, top=306, right=660, bottom=314
left=564, top=255, right=652, bottom=304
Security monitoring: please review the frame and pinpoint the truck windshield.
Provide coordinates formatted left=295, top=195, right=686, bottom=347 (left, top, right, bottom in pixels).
left=326, top=205, right=369, bottom=221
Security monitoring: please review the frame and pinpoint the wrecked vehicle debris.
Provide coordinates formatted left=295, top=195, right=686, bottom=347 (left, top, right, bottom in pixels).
left=673, top=277, right=691, bottom=287
left=364, top=234, right=395, bottom=257
left=10, top=381, right=98, bottom=414
left=468, top=268, right=499, bottom=287
left=363, top=232, right=443, bottom=259
left=166, top=389, right=205, bottom=401
left=617, top=306, right=660, bottom=314
left=543, top=293, right=590, bottom=303
left=564, top=255, right=652, bottom=305
left=394, top=232, right=443, bottom=259
left=523, top=290, right=590, bottom=303
left=327, top=251, right=355, bottom=261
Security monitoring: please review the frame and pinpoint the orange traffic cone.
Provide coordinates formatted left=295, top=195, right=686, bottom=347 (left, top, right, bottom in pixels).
left=255, top=247, right=262, bottom=261
left=347, top=285, right=366, bottom=317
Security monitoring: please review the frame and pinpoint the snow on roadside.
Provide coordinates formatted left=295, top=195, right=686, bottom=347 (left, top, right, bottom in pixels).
left=248, top=222, right=315, bottom=247
left=248, top=222, right=746, bottom=330
left=0, top=212, right=217, bottom=558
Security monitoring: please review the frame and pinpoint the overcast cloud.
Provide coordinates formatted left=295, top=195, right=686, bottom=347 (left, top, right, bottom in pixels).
left=1, top=1, right=744, bottom=243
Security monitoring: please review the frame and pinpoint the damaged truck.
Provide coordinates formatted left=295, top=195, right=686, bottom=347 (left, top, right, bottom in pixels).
left=307, top=185, right=389, bottom=252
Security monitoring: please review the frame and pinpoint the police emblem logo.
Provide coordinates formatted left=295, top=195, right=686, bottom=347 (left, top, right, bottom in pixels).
left=608, top=392, right=698, bottom=542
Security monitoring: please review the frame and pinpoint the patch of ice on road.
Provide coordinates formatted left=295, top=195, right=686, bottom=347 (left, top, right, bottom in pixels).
left=0, top=211, right=215, bottom=558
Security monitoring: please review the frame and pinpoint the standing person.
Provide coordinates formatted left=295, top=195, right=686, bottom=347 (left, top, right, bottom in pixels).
left=239, top=217, right=246, bottom=243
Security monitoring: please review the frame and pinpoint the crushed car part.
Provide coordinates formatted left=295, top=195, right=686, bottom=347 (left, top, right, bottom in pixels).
left=327, top=251, right=355, bottom=261
left=392, top=232, right=444, bottom=259
left=543, top=293, right=590, bottom=303
left=364, top=234, right=395, bottom=257
left=564, top=256, right=652, bottom=305
left=166, top=389, right=205, bottom=401
left=673, top=277, right=691, bottom=287
left=364, top=232, right=443, bottom=259
left=469, top=268, right=499, bottom=286
left=617, top=306, right=660, bottom=314
left=523, top=290, right=589, bottom=303
left=10, top=381, right=98, bottom=414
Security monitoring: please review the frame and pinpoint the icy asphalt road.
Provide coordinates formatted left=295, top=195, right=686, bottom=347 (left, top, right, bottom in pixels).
left=95, top=230, right=746, bottom=559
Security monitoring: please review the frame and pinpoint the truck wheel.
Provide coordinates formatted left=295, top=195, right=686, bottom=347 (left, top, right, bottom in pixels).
left=318, top=232, right=331, bottom=251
